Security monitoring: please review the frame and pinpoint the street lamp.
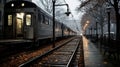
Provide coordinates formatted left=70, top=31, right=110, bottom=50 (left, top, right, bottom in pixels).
left=52, top=0, right=71, bottom=48
left=90, top=27, right=93, bottom=38
left=96, top=22, right=98, bottom=41
left=106, top=5, right=111, bottom=46
left=89, top=28, right=91, bottom=38
left=55, top=4, right=71, bottom=16
left=94, top=28, right=96, bottom=38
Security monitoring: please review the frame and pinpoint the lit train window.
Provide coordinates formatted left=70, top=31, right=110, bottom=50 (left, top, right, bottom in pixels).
left=8, top=15, right=12, bottom=26
left=26, top=14, right=31, bottom=26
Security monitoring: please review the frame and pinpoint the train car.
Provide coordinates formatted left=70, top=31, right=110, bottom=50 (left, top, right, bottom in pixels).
left=3, top=0, right=76, bottom=43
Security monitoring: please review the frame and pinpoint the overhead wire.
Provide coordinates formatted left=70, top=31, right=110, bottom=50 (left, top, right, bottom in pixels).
left=63, top=0, right=80, bottom=32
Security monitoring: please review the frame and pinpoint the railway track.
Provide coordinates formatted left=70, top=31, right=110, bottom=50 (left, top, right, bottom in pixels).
left=19, top=38, right=80, bottom=67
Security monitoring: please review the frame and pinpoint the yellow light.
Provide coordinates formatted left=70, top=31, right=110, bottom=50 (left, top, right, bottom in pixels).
left=83, top=20, right=90, bottom=30
left=83, top=24, right=88, bottom=30
left=80, top=33, right=83, bottom=36
left=55, top=28, right=59, bottom=32
left=11, top=3, right=14, bottom=7
left=21, top=13, right=25, bottom=17
left=86, top=20, right=90, bottom=24
left=21, top=3, right=25, bottom=7
left=17, top=13, right=24, bottom=18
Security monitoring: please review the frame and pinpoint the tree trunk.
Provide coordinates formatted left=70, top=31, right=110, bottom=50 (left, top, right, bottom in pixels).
left=114, top=1, right=120, bottom=42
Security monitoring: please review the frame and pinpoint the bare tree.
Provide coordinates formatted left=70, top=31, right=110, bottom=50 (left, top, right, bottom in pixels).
left=40, top=0, right=66, bottom=14
left=78, top=0, right=106, bottom=38
left=106, top=0, right=120, bottom=41
left=38, top=0, right=73, bottom=31
left=39, top=0, right=68, bottom=22
left=40, top=0, right=53, bottom=13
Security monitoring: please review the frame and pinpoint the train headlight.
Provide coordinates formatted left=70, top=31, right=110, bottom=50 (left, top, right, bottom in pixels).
left=21, top=3, right=25, bottom=7
left=11, top=3, right=14, bottom=7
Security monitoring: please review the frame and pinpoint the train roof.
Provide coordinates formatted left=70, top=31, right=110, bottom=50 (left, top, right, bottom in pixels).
left=4, top=0, right=37, bottom=8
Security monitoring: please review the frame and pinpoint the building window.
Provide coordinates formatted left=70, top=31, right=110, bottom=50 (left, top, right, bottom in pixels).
left=26, top=14, right=31, bottom=26
left=8, top=15, right=12, bottom=26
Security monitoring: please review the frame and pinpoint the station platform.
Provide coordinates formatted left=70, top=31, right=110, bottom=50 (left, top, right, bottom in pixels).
left=82, top=36, right=120, bottom=67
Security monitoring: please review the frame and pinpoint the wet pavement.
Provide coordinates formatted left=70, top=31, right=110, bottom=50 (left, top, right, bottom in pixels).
left=82, top=36, right=119, bottom=67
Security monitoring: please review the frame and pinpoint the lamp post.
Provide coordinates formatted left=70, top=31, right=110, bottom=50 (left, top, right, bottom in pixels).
left=90, top=27, right=92, bottom=38
left=96, top=22, right=98, bottom=41
left=94, top=28, right=96, bottom=38
left=52, top=0, right=71, bottom=48
left=52, top=0, right=56, bottom=48
left=106, top=6, right=111, bottom=46
left=89, top=28, right=91, bottom=38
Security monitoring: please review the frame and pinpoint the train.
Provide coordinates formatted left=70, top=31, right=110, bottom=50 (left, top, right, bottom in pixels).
left=3, top=0, right=76, bottom=44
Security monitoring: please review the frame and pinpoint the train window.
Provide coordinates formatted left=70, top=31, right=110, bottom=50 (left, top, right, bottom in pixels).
left=42, top=15, right=48, bottom=25
left=50, top=20, right=52, bottom=25
left=45, top=18, right=49, bottom=25
left=48, top=19, right=50, bottom=25
left=26, top=14, right=31, bottom=26
left=56, top=23, right=59, bottom=28
left=55, top=23, right=57, bottom=28
left=38, top=13, right=41, bottom=23
left=57, top=23, right=58, bottom=28
left=8, top=15, right=12, bottom=26
left=42, top=15, right=45, bottom=24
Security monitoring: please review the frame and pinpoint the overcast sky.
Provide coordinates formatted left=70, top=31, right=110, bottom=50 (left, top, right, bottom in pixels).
left=32, top=0, right=84, bottom=34
left=65, top=0, right=84, bottom=34
left=66, top=0, right=82, bottom=20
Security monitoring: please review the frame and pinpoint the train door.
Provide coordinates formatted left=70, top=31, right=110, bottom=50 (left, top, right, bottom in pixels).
left=5, top=13, right=33, bottom=39
left=5, top=13, right=24, bottom=39
left=24, top=13, right=34, bottom=39
left=15, top=13, right=24, bottom=38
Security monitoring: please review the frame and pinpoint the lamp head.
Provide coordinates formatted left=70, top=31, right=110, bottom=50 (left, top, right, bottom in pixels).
left=65, top=12, right=71, bottom=16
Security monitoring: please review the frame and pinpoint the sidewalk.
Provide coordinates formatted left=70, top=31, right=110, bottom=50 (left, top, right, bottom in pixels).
left=82, top=36, right=115, bottom=67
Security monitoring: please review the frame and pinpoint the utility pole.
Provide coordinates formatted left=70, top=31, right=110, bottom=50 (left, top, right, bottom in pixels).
left=52, top=0, right=56, bottom=48
left=52, top=0, right=71, bottom=48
